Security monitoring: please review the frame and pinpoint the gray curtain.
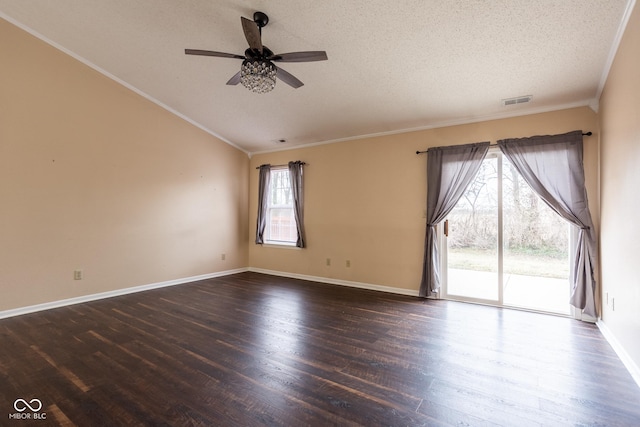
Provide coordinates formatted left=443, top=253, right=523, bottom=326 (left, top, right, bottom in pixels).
left=419, top=142, right=490, bottom=297
left=255, top=164, right=271, bottom=244
left=288, top=161, right=306, bottom=248
left=497, top=130, right=598, bottom=317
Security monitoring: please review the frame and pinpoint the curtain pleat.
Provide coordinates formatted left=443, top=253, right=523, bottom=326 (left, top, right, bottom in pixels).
left=288, top=161, right=306, bottom=248
left=497, top=130, right=598, bottom=317
left=419, top=142, right=490, bottom=297
left=255, top=164, right=271, bottom=244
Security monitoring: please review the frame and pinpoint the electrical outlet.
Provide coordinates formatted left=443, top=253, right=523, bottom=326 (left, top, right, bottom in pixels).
left=74, top=270, right=83, bottom=280
left=346, top=260, right=351, bottom=268
left=221, top=253, right=226, bottom=261
left=326, top=258, right=331, bottom=266
left=612, top=298, right=615, bottom=311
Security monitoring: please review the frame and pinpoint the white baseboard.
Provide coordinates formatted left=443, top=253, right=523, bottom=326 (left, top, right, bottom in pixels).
left=597, top=319, right=640, bottom=389
left=248, top=267, right=420, bottom=297
left=0, top=268, right=249, bottom=320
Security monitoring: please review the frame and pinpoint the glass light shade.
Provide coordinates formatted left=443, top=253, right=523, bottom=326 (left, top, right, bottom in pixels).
left=240, top=60, right=277, bottom=94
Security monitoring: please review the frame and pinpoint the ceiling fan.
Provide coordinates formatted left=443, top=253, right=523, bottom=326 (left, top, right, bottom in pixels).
left=185, top=11, right=328, bottom=94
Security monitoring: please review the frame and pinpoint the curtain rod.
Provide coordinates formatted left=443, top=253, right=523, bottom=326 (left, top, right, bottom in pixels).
left=415, top=132, right=592, bottom=155
left=255, top=161, right=306, bottom=169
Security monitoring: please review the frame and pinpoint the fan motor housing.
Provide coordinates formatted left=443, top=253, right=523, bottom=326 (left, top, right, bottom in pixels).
left=245, top=47, right=274, bottom=59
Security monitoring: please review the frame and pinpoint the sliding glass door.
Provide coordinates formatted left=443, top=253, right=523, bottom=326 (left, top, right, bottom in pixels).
left=443, top=149, right=571, bottom=315
left=446, top=153, right=500, bottom=302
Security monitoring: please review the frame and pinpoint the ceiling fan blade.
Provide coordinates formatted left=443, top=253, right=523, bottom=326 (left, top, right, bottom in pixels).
left=271, top=51, right=328, bottom=62
left=226, top=71, right=242, bottom=85
left=185, top=49, right=245, bottom=59
left=275, top=66, right=304, bottom=89
left=241, top=17, right=263, bottom=54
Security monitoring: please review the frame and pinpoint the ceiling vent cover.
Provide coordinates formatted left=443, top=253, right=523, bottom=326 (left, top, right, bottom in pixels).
left=502, top=95, right=533, bottom=106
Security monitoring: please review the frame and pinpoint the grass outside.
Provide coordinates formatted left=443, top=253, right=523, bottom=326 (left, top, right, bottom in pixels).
left=448, top=248, right=569, bottom=279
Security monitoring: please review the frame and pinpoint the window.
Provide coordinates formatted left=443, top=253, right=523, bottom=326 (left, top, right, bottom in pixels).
left=265, top=168, right=298, bottom=245
left=255, top=161, right=305, bottom=248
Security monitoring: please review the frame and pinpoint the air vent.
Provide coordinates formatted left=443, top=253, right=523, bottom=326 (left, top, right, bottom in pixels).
left=501, top=95, right=533, bottom=106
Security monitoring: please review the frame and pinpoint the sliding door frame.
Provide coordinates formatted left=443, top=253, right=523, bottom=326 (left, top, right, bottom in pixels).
left=439, top=148, right=578, bottom=318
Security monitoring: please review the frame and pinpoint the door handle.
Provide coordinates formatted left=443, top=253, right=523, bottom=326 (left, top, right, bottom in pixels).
left=444, top=220, right=449, bottom=237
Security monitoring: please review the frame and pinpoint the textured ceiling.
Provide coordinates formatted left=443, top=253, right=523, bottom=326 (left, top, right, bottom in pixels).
left=0, top=1, right=632, bottom=154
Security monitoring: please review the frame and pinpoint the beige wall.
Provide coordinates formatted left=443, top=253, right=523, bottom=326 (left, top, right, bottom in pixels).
left=249, top=107, right=599, bottom=293
left=0, top=19, right=249, bottom=311
left=599, top=4, right=640, bottom=370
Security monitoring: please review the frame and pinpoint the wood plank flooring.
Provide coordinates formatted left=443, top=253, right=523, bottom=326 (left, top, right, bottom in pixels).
left=1, top=272, right=639, bottom=426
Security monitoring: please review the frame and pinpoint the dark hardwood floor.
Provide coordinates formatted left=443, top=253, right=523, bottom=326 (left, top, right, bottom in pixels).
left=1, top=272, right=639, bottom=426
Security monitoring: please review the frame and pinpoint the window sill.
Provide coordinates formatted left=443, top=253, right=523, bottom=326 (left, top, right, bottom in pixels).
left=262, top=242, right=302, bottom=250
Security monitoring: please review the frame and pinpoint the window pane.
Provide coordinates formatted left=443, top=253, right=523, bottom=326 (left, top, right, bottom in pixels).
left=447, top=156, right=499, bottom=301
left=269, top=208, right=297, bottom=242
left=266, top=168, right=297, bottom=243
left=270, top=170, right=292, bottom=206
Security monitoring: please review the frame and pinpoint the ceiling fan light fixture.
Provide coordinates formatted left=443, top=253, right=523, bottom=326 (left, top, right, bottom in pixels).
left=240, top=59, right=277, bottom=94
left=185, top=11, right=327, bottom=92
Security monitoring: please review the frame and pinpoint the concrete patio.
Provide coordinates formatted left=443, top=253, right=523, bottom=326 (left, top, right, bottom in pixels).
left=447, top=268, right=571, bottom=315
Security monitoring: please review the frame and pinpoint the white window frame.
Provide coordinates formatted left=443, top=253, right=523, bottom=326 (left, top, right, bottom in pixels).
left=264, top=167, right=298, bottom=247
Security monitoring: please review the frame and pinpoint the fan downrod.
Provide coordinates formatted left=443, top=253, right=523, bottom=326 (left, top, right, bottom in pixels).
left=253, top=11, right=269, bottom=28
